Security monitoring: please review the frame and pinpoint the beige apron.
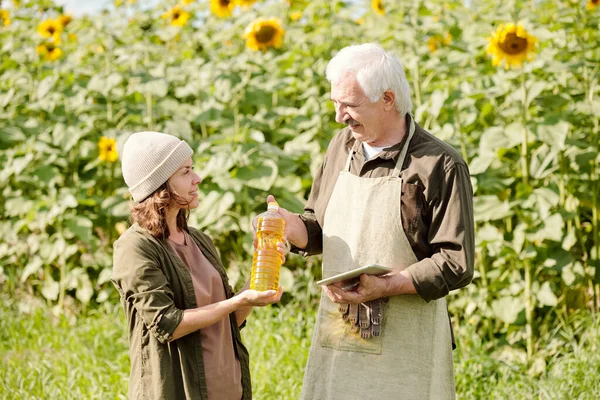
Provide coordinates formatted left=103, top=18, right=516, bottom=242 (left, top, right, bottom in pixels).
left=301, top=120, right=455, bottom=400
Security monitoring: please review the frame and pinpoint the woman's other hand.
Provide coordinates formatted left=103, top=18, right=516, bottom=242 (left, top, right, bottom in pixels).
left=237, top=286, right=283, bottom=307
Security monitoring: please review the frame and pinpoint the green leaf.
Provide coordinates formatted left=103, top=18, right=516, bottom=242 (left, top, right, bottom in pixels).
left=193, top=191, right=236, bottom=229
left=279, top=266, right=295, bottom=291
left=41, top=278, right=60, bottom=301
left=64, top=216, right=93, bottom=243
left=537, top=282, right=558, bottom=307
left=37, top=75, right=58, bottom=100
left=236, top=159, right=278, bottom=191
left=491, top=296, right=524, bottom=324
left=537, top=122, right=569, bottom=151
left=526, top=213, right=564, bottom=243
left=21, top=257, right=43, bottom=283
left=473, top=195, right=513, bottom=222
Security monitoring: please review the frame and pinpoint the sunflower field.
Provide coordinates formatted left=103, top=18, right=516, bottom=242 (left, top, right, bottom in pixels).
left=1, top=0, right=599, bottom=397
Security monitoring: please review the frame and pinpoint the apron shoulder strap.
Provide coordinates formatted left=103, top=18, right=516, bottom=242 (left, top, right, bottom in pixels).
left=392, top=115, right=416, bottom=177
left=344, top=140, right=361, bottom=172
left=343, top=115, right=416, bottom=176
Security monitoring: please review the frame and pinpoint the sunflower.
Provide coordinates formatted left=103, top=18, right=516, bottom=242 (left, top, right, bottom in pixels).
left=98, top=137, right=119, bottom=163
left=237, top=0, right=258, bottom=7
left=427, top=33, right=452, bottom=53
left=486, top=23, right=537, bottom=69
left=162, top=5, right=190, bottom=27
left=36, top=43, right=63, bottom=62
left=59, top=14, right=73, bottom=28
left=372, top=0, right=385, bottom=15
left=244, top=17, right=285, bottom=52
left=587, top=0, right=599, bottom=9
left=1, top=10, right=10, bottom=27
left=115, top=0, right=136, bottom=6
left=37, top=19, right=63, bottom=42
left=289, top=11, right=302, bottom=21
left=182, top=0, right=195, bottom=4
left=211, top=0, right=235, bottom=18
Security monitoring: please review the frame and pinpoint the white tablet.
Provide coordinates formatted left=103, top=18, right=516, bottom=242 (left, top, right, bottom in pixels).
left=316, top=264, right=393, bottom=288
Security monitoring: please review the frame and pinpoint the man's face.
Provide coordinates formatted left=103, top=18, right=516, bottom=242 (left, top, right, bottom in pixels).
left=330, top=75, right=387, bottom=146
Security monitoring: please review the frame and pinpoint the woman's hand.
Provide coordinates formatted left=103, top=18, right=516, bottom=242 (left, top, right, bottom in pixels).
left=236, top=286, right=283, bottom=307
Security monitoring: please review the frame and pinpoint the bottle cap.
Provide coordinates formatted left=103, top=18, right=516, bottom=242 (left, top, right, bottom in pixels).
left=267, top=201, right=279, bottom=211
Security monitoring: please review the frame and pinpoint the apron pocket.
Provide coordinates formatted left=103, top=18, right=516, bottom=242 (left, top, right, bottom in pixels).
left=318, top=294, right=383, bottom=355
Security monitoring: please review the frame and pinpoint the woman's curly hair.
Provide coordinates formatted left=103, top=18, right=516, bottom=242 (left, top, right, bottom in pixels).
left=130, top=182, right=190, bottom=239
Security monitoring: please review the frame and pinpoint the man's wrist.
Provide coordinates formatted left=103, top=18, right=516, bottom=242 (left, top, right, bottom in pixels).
left=384, top=270, right=417, bottom=296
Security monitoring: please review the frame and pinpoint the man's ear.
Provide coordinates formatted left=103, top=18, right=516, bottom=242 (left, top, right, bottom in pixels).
left=382, top=90, right=395, bottom=111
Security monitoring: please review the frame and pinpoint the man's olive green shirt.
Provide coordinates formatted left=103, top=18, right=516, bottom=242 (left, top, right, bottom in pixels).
left=299, top=116, right=475, bottom=302
left=112, top=224, right=251, bottom=400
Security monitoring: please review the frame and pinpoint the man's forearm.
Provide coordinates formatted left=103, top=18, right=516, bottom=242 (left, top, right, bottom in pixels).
left=382, top=270, right=418, bottom=297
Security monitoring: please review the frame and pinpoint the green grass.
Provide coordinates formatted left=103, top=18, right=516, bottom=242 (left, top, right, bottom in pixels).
left=1, top=294, right=599, bottom=399
left=0, top=296, right=130, bottom=400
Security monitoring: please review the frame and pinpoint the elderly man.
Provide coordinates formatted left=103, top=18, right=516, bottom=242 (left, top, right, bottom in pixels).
left=272, top=43, right=474, bottom=399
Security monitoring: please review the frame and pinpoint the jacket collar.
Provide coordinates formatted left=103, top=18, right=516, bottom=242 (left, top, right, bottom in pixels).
left=344, top=113, right=416, bottom=161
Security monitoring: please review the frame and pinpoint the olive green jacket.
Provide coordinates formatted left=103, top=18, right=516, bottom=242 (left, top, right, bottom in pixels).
left=112, top=223, right=251, bottom=400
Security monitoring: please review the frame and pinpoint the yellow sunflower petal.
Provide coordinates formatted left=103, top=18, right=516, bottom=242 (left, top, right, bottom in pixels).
left=162, top=5, right=190, bottom=27
left=37, top=19, right=63, bottom=39
left=237, top=0, right=258, bottom=7
left=244, top=17, right=285, bottom=52
left=98, top=137, right=119, bottom=162
left=59, top=14, right=73, bottom=28
left=36, top=43, right=63, bottom=62
left=211, top=0, right=235, bottom=18
left=486, top=22, right=537, bottom=69
left=1, top=9, right=10, bottom=27
left=371, top=0, right=385, bottom=15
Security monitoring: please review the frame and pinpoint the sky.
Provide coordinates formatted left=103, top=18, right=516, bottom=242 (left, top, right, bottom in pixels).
left=55, top=0, right=112, bottom=15
left=55, top=0, right=158, bottom=16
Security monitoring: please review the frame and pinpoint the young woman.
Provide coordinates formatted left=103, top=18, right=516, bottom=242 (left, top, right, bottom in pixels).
left=111, top=131, right=283, bottom=400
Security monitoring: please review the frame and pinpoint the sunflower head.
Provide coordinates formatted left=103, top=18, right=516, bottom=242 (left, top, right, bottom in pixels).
left=162, top=5, right=190, bottom=27
left=237, top=0, right=258, bottom=8
left=486, top=23, right=538, bottom=69
left=428, top=33, right=452, bottom=53
left=372, top=0, right=385, bottom=15
left=211, top=0, right=236, bottom=18
left=98, top=137, right=119, bottom=163
left=244, top=17, right=285, bottom=52
left=289, top=11, right=302, bottom=21
left=1, top=9, right=10, bottom=27
left=36, top=43, right=63, bottom=62
left=37, top=19, right=63, bottom=42
left=587, top=0, right=599, bottom=9
left=59, top=14, right=73, bottom=28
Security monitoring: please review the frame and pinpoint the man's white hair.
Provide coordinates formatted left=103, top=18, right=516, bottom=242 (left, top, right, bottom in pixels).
left=325, top=43, right=412, bottom=116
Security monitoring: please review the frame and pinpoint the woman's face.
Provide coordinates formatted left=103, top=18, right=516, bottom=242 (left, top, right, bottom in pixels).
left=167, top=158, right=201, bottom=209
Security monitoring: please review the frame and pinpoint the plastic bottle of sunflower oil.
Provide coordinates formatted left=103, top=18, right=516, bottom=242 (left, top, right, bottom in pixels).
left=250, top=201, right=286, bottom=291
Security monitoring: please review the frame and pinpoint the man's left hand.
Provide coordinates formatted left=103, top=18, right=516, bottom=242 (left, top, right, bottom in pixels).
left=324, top=273, right=388, bottom=304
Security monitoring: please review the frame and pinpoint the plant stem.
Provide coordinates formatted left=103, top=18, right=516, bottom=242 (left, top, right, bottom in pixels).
left=520, top=72, right=534, bottom=360
left=146, top=91, right=153, bottom=130
left=524, top=259, right=534, bottom=360
left=520, top=74, right=529, bottom=185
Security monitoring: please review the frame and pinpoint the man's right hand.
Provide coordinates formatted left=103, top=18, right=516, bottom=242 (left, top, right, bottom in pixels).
left=252, top=195, right=309, bottom=250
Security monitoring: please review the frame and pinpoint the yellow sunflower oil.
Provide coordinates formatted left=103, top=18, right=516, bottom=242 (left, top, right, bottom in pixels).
left=250, top=201, right=285, bottom=291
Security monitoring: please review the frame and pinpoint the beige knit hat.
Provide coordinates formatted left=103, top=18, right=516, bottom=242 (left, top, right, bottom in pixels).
left=121, top=131, right=193, bottom=202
